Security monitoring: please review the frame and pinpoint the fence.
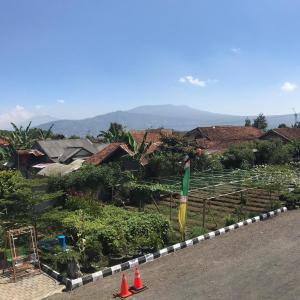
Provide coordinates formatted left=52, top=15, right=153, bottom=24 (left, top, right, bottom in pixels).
left=144, top=168, right=298, bottom=236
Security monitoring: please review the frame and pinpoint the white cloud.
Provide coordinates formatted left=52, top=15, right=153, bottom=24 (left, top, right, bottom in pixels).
left=57, top=99, right=65, bottom=104
left=179, top=75, right=206, bottom=87
left=0, top=105, right=34, bottom=129
left=35, top=104, right=43, bottom=110
left=281, top=81, right=298, bottom=92
left=231, top=47, right=241, bottom=54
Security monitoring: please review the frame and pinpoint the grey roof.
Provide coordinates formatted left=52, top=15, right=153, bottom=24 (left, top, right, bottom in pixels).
left=35, top=139, right=108, bottom=161
left=58, top=148, right=82, bottom=163
left=37, top=159, right=84, bottom=177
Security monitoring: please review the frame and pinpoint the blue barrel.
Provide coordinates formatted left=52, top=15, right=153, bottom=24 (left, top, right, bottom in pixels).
left=57, top=235, right=67, bottom=251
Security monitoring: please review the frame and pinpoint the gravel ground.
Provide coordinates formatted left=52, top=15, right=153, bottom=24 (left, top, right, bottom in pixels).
left=46, top=210, right=300, bottom=300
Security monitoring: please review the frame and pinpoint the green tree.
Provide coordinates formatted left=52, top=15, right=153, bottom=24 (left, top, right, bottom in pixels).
left=244, top=118, right=251, bottom=127
left=252, top=113, right=268, bottom=131
left=278, top=123, right=288, bottom=128
left=291, top=140, right=300, bottom=161
left=98, top=123, right=127, bottom=143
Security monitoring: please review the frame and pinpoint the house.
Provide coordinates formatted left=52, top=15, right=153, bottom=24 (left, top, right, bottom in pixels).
left=185, top=126, right=263, bottom=153
left=33, top=139, right=107, bottom=164
left=260, top=128, right=300, bottom=143
left=15, top=149, right=45, bottom=177
left=85, top=143, right=134, bottom=166
left=85, top=142, right=160, bottom=168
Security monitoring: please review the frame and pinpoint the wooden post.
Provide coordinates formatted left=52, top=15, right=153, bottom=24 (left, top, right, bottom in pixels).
left=169, top=193, right=172, bottom=221
left=202, top=199, right=206, bottom=228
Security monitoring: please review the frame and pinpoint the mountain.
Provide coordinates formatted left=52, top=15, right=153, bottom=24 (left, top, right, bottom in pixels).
left=21, top=115, right=59, bottom=128
left=37, top=104, right=296, bottom=136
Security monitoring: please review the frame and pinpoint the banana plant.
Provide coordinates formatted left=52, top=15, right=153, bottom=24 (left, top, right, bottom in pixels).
left=127, top=131, right=152, bottom=161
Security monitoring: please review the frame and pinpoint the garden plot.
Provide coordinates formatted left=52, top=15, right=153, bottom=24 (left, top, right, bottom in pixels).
left=145, top=166, right=299, bottom=235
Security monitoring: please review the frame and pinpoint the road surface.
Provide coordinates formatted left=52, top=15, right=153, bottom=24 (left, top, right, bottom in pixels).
left=46, top=210, right=300, bottom=300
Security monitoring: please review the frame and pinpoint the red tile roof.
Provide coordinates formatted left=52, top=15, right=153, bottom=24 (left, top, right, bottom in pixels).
left=130, top=129, right=173, bottom=144
left=0, top=137, right=9, bottom=147
left=186, top=126, right=263, bottom=151
left=187, top=126, right=263, bottom=141
left=85, top=141, right=161, bottom=166
left=266, top=128, right=300, bottom=141
left=85, top=143, right=134, bottom=166
left=16, top=149, right=45, bottom=157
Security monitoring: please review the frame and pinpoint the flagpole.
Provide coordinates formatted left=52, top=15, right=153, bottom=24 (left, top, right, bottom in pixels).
left=178, top=154, right=190, bottom=241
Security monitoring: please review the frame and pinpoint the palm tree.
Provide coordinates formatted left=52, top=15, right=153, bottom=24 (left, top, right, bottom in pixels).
left=98, top=123, right=127, bottom=143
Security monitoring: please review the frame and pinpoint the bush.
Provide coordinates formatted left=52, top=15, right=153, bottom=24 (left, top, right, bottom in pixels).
left=221, top=139, right=296, bottom=169
left=147, top=152, right=182, bottom=177
left=47, top=164, right=122, bottom=193
left=61, top=203, right=173, bottom=258
left=0, top=170, right=33, bottom=214
left=224, top=215, right=238, bottom=226
left=280, top=187, right=300, bottom=209
left=189, top=226, right=208, bottom=238
left=221, top=143, right=255, bottom=169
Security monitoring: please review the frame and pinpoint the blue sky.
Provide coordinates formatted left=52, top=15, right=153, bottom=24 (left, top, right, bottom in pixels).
left=1, top=0, right=300, bottom=126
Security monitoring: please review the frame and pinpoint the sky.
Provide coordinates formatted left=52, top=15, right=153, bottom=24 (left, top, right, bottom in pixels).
left=1, top=0, right=300, bottom=127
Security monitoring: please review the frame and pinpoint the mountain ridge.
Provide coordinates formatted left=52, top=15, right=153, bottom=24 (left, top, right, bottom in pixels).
left=35, top=104, right=295, bottom=136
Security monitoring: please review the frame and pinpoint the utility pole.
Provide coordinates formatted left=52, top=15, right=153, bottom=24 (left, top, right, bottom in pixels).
left=292, top=108, right=298, bottom=127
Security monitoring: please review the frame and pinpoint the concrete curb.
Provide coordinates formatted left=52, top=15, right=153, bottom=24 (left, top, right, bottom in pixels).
left=42, top=207, right=287, bottom=290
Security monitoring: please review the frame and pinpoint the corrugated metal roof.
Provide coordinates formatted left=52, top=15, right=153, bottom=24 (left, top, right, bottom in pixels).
left=35, top=139, right=107, bottom=160
left=37, top=159, right=84, bottom=176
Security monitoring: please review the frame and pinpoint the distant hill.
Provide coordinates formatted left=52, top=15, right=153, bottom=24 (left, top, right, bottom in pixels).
left=37, top=104, right=296, bottom=136
left=21, top=115, right=59, bottom=128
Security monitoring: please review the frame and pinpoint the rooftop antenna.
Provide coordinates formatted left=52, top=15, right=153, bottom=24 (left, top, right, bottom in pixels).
left=292, top=108, right=298, bottom=126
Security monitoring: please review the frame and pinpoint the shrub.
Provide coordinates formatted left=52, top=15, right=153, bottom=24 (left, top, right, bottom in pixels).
left=221, top=139, right=296, bottom=169
left=61, top=204, right=172, bottom=258
left=280, top=187, right=300, bottom=209
left=221, top=143, right=255, bottom=169
left=47, top=164, right=122, bottom=193
left=0, top=170, right=33, bottom=214
left=189, top=226, right=208, bottom=238
left=224, top=215, right=238, bottom=226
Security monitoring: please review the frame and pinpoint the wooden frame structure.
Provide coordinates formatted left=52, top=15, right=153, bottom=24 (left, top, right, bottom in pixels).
left=3, top=226, right=41, bottom=282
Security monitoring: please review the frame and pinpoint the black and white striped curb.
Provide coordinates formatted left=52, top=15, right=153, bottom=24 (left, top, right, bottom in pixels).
left=40, top=263, right=72, bottom=287
left=42, top=207, right=287, bottom=290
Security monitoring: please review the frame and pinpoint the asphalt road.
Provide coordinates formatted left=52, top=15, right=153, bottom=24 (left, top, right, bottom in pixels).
left=47, top=210, right=300, bottom=300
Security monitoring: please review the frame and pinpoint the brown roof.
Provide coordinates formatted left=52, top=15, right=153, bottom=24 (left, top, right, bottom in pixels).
left=130, top=129, right=173, bottom=144
left=16, top=149, right=45, bottom=157
left=85, top=141, right=161, bottom=166
left=186, top=126, right=263, bottom=141
left=186, top=126, right=263, bottom=151
left=265, top=128, right=300, bottom=141
left=0, top=137, right=9, bottom=147
left=85, top=143, right=134, bottom=166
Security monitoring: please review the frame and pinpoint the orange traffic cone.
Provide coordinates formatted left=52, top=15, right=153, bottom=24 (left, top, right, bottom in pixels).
left=130, top=268, right=147, bottom=293
left=118, top=273, right=133, bottom=298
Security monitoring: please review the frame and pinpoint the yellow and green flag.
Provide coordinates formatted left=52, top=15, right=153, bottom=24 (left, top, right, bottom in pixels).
left=178, top=155, right=190, bottom=239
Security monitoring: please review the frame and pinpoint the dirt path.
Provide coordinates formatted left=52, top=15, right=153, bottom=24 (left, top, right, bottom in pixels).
left=46, top=210, right=300, bottom=300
